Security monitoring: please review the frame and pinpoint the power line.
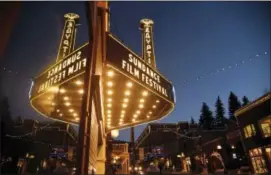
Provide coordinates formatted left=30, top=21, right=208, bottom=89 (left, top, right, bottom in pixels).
left=179, top=51, right=268, bottom=88
left=6, top=122, right=55, bottom=138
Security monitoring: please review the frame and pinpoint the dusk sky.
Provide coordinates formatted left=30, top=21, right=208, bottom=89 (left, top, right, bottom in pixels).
left=1, top=2, right=270, bottom=141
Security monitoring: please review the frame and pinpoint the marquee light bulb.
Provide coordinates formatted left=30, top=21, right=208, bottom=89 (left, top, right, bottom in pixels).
left=78, top=89, right=84, bottom=94
left=132, top=119, right=136, bottom=122
left=122, top=103, right=127, bottom=108
left=73, top=113, right=78, bottom=117
left=56, top=109, right=60, bottom=112
left=75, top=80, right=83, bottom=85
left=124, top=90, right=131, bottom=96
left=156, top=100, right=160, bottom=103
left=147, top=115, right=150, bottom=118
left=65, top=102, right=71, bottom=106
left=52, top=102, right=56, bottom=106
left=107, top=98, right=112, bottom=102
left=139, top=104, right=144, bottom=108
left=107, top=90, right=113, bottom=95
left=107, top=70, right=114, bottom=77
left=50, top=86, right=59, bottom=93
left=121, top=110, right=125, bottom=114
left=126, top=82, right=133, bottom=87
left=63, top=96, right=69, bottom=101
left=142, top=91, right=148, bottom=96
left=123, top=98, right=129, bottom=102
left=59, top=88, right=66, bottom=93
left=133, top=114, right=138, bottom=118
left=136, top=110, right=140, bottom=114
left=107, top=110, right=111, bottom=114
left=107, top=81, right=113, bottom=87
left=75, top=117, right=79, bottom=121
left=120, top=114, right=124, bottom=118
left=149, top=111, right=152, bottom=114
left=69, top=109, right=74, bottom=112
left=152, top=105, right=157, bottom=109
left=140, top=99, right=145, bottom=103
left=119, top=122, right=123, bottom=125
left=60, top=113, right=63, bottom=116
left=107, top=103, right=112, bottom=108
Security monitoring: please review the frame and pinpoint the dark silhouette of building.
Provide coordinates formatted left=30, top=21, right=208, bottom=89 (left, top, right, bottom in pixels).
left=235, top=92, right=271, bottom=174
left=136, top=120, right=245, bottom=173
left=2, top=118, right=78, bottom=174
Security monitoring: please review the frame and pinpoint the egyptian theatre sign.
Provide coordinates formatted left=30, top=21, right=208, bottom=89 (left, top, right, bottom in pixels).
left=29, top=12, right=175, bottom=130
left=29, top=13, right=90, bottom=124
left=103, top=18, right=176, bottom=131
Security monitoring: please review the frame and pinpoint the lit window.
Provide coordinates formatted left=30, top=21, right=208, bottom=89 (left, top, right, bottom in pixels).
left=243, top=124, right=256, bottom=138
left=260, top=119, right=271, bottom=138
left=249, top=148, right=268, bottom=174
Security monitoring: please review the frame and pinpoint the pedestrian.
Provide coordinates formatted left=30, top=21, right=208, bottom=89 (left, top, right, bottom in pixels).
left=158, top=162, right=163, bottom=174
left=53, top=159, right=69, bottom=175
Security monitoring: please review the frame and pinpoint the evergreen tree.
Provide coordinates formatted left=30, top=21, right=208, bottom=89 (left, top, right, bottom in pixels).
left=228, top=92, right=241, bottom=120
left=242, top=96, right=249, bottom=106
left=190, top=116, right=195, bottom=124
left=199, top=102, right=214, bottom=130
left=215, top=96, right=225, bottom=127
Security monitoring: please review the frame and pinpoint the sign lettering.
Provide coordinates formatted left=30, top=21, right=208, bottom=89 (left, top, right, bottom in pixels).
left=31, top=44, right=89, bottom=98
left=58, top=20, right=76, bottom=61
left=107, top=34, right=174, bottom=102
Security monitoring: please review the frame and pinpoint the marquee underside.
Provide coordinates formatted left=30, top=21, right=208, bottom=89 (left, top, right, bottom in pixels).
left=103, top=64, right=174, bottom=132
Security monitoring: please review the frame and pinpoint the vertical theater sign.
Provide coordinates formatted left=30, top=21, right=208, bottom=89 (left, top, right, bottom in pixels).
left=29, top=2, right=175, bottom=174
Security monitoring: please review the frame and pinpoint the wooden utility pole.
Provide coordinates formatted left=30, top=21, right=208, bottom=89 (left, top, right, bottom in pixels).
left=76, top=2, right=98, bottom=174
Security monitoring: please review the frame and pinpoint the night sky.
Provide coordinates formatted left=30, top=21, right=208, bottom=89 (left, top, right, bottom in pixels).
left=2, top=2, right=270, bottom=141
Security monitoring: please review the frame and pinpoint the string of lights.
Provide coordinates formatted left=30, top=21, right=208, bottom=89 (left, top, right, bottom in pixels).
left=6, top=122, right=55, bottom=138
left=179, top=51, right=268, bottom=88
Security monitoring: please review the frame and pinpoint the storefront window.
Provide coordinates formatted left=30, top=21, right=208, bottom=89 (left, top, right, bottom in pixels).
left=260, top=118, right=271, bottom=138
left=243, top=124, right=256, bottom=138
left=249, top=148, right=268, bottom=174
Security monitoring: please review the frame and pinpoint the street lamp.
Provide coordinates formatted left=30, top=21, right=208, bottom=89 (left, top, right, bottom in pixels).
left=111, top=129, right=119, bottom=139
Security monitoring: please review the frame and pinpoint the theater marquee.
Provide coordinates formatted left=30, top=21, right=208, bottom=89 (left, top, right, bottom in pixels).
left=106, top=34, right=174, bottom=103
left=30, top=43, right=89, bottom=124
left=103, top=33, right=175, bottom=132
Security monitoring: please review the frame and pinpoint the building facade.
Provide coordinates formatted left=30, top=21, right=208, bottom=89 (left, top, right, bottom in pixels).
left=136, top=120, right=246, bottom=173
left=235, top=92, right=271, bottom=174
left=10, top=118, right=78, bottom=174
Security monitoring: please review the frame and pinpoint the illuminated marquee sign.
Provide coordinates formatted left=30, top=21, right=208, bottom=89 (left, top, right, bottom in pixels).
left=31, top=43, right=88, bottom=97
left=57, top=13, right=79, bottom=61
left=141, top=19, right=156, bottom=68
left=106, top=34, right=174, bottom=103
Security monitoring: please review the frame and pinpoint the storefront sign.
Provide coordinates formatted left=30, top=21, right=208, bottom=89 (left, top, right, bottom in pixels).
left=31, top=43, right=88, bottom=98
left=106, top=34, right=174, bottom=102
